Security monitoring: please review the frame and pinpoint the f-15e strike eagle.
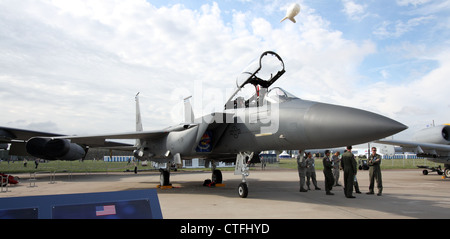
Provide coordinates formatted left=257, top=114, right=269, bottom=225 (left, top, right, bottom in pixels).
left=0, top=51, right=407, bottom=197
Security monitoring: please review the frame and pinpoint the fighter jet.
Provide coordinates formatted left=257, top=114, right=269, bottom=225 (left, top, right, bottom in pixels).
left=376, top=124, right=450, bottom=178
left=0, top=51, right=407, bottom=197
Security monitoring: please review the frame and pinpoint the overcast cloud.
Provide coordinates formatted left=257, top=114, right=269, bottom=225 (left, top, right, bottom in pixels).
left=1, top=0, right=449, bottom=140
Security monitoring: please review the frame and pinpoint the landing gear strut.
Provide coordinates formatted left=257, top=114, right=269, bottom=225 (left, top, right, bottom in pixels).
left=235, top=152, right=254, bottom=198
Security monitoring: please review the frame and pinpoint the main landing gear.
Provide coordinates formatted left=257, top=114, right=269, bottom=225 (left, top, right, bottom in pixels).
left=204, top=153, right=254, bottom=198
left=204, top=162, right=224, bottom=186
left=157, top=152, right=255, bottom=198
left=159, top=168, right=172, bottom=188
left=211, top=161, right=223, bottom=184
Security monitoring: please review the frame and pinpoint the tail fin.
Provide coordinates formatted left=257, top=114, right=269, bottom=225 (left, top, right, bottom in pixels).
left=136, top=92, right=143, bottom=132
left=184, top=96, right=194, bottom=123
left=135, top=92, right=143, bottom=148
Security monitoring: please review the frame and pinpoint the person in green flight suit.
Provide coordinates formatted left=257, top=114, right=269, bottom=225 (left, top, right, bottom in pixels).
left=306, top=152, right=321, bottom=191
left=341, top=146, right=357, bottom=198
left=322, top=150, right=334, bottom=195
left=367, top=147, right=383, bottom=196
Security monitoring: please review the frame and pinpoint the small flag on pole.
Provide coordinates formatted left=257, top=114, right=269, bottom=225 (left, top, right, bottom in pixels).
left=96, top=205, right=116, bottom=216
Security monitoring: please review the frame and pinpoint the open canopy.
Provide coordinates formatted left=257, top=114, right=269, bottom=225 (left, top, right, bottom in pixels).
left=225, top=51, right=294, bottom=109
left=235, top=51, right=285, bottom=89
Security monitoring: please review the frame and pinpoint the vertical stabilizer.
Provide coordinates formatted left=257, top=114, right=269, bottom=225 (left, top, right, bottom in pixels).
left=135, top=92, right=143, bottom=149
left=184, top=96, right=194, bottom=123
left=136, top=92, right=143, bottom=132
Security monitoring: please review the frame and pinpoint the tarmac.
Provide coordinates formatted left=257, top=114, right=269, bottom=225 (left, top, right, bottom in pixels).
left=1, top=168, right=450, bottom=219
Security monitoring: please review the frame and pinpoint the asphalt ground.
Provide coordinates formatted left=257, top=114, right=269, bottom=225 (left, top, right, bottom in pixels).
left=1, top=168, right=450, bottom=219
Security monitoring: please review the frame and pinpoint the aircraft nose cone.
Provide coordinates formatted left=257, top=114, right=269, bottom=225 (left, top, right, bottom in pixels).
left=304, top=103, right=407, bottom=148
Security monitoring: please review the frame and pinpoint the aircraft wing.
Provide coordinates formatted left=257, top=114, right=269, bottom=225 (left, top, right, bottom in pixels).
left=0, top=126, right=137, bottom=153
left=57, top=130, right=168, bottom=146
left=375, top=139, right=450, bottom=157
left=0, top=126, right=62, bottom=143
left=0, top=126, right=139, bottom=156
left=0, top=125, right=190, bottom=146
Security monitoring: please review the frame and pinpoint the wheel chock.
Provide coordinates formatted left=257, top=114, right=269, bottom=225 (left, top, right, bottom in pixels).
left=157, top=185, right=173, bottom=189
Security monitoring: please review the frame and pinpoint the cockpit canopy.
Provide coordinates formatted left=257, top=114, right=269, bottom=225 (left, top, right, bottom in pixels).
left=234, top=51, right=285, bottom=90
left=225, top=51, right=298, bottom=109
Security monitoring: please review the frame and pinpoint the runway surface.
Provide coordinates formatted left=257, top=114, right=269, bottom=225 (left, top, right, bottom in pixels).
left=1, top=168, right=450, bottom=219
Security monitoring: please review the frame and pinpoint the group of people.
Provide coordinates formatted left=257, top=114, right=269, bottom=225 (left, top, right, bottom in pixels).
left=297, top=146, right=383, bottom=198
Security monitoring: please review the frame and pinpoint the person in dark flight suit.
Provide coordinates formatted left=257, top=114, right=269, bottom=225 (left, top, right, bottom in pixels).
left=341, top=146, right=357, bottom=198
left=322, top=150, right=334, bottom=195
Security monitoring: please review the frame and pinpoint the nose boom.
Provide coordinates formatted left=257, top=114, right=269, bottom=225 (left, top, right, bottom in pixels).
left=303, top=103, right=407, bottom=148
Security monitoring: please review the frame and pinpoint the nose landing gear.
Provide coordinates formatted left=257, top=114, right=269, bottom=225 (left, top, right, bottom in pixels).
left=235, top=152, right=254, bottom=198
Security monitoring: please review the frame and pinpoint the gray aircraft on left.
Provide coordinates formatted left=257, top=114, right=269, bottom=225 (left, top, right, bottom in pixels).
left=0, top=51, right=407, bottom=197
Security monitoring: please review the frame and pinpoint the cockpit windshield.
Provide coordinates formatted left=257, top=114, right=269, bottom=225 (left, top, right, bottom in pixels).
left=265, top=87, right=298, bottom=103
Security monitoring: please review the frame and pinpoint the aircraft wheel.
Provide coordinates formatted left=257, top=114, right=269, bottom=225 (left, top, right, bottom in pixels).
left=444, top=168, right=450, bottom=178
left=422, top=170, right=428, bottom=175
left=238, top=183, right=248, bottom=198
left=212, top=170, right=222, bottom=184
left=160, top=170, right=170, bottom=186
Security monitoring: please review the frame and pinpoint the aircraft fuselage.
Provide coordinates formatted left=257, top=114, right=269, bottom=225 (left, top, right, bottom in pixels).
left=145, top=97, right=406, bottom=162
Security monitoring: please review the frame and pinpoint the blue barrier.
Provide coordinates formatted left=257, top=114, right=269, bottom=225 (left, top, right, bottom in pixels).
left=0, top=189, right=162, bottom=219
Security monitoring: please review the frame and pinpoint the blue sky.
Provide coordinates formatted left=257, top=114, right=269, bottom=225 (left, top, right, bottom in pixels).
left=0, top=0, right=449, bottom=140
left=149, top=0, right=447, bottom=84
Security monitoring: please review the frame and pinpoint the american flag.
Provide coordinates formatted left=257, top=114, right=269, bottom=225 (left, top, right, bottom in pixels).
left=96, top=205, right=116, bottom=216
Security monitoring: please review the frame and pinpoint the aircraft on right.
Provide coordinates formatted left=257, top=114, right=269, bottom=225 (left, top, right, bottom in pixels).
left=376, top=124, right=450, bottom=178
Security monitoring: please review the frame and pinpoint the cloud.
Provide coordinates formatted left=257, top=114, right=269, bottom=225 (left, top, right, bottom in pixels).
left=349, top=47, right=450, bottom=138
left=373, top=16, right=434, bottom=39
left=341, top=0, right=368, bottom=21
left=396, top=0, right=431, bottom=7
left=0, top=0, right=376, bottom=133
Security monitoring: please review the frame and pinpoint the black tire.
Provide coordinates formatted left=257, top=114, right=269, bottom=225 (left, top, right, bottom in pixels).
left=422, top=170, right=428, bottom=175
left=160, top=171, right=170, bottom=186
left=238, top=183, right=248, bottom=198
left=212, top=170, right=222, bottom=184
